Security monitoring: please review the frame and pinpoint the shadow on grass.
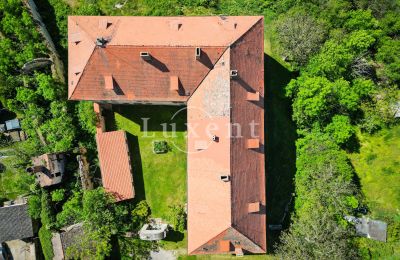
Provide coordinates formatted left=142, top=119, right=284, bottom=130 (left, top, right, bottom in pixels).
left=163, top=229, right=185, bottom=242
left=114, top=105, right=187, bottom=132
left=264, top=54, right=297, bottom=253
left=126, top=132, right=146, bottom=202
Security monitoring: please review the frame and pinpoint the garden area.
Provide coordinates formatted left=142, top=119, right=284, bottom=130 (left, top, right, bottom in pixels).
left=349, top=125, right=400, bottom=258
left=107, top=105, right=188, bottom=250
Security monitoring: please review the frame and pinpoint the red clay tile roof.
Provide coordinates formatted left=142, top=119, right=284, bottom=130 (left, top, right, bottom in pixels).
left=69, top=15, right=265, bottom=255
left=69, top=46, right=225, bottom=101
left=96, top=130, right=134, bottom=201
left=186, top=18, right=265, bottom=254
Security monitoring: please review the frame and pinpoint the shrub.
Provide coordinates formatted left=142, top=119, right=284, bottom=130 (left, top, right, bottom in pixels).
left=28, top=194, right=41, bottom=219
left=325, top=115, right=355, bottom=145
left=167, top=204, right=186, bottom=232
left=40, top=191, right=55, bottom=229
left=152, top=140, right=168, bottom=154
left=51, top=189, right=65, bottom=202
left=132, top=200, right=150, bottom=229
left=38, top=226, right=54, bottom=260
left=77, top=101, right=97, bottom=135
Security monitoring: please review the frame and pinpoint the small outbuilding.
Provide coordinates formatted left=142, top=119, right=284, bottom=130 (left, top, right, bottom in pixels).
left=0, top=200, right=35, bottom=243
left=139, top=219, right=168, bottom=241
left=27, top=153, right=66, bottom=187
left=346, top=216, right=387, bottom=242
left=52, top=223, right=85, bottom=260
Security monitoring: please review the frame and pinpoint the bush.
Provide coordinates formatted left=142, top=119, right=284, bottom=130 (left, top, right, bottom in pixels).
left=51, top=189, right=65, bottom=202
left=56, top=191, right=83, bottom=228
left=167, top=204, right=186, bottom=232
left=27, top=194, right=41, bottom=219
left=38, top=226, right=54, bottom=260
left=325, top=115, right=355, bottom=145
left=152, top=140, right=168, bottom=154
left=77, top=101, right=97, bottom=135
left=40, top=191, right=55, bottom=229
left=132, top=200, right=150, bottom=229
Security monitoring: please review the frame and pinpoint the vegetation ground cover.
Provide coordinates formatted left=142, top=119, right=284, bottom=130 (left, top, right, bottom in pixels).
left=109, top=105, right=188, bottom=250
left=349, top=125, right=400, bottom=258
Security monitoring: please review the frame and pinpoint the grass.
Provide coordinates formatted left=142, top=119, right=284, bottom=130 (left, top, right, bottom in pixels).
left=39, top=227, right=54, bottom=260
left=109, top=105, right=188, bottom=250
left=0, top=168, right=34, bottom=200
left=349, top=125, right=400, bottom=259
left=264, top=45, right=297, bottom=252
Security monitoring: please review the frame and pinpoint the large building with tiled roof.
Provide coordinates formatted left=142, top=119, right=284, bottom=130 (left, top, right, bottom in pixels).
left=68, top=16, right=265, bottom=255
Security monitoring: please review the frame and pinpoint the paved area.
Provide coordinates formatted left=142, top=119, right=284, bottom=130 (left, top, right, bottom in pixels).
left=150, top=249, right=176, bottom=260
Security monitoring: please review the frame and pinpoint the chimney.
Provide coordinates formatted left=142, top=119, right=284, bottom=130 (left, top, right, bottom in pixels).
left=99, top=19, right=111, bottom=29
left=219, top=240, right=231, bottom=252
left=26, top=166, right=45, bottom=173
left=169, top=20, right=182, bottom=31
left=220, top=175, right=230, bottom=182
left=246, top=91, right=260, bottom=101
left=247, top=139, right=259, bottom=149
left=140, top=52, right=151, bottom=61
left=195, top=47, right=201, bottom=60
left=104, top=75, right=114, bottom=90
left=248, top=202, right=261, bottom=213
left=170, top=76, right=179, bottom=92
left=230, top=70, right=238, bottom=79
left=69, top=32, right=81, bottom=45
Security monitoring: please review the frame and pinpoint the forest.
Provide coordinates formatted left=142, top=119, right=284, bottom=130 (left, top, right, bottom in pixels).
left=0, top=0, right=399, bottom=259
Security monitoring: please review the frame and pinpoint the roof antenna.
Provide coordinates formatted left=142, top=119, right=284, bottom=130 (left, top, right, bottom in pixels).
left=96, top=37, right=108, bottom=48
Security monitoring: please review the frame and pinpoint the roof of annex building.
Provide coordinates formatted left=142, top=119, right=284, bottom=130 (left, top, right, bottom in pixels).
left=68, top=15, right=265, bottom=255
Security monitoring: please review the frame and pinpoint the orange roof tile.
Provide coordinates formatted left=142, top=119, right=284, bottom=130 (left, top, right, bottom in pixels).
left=96, top=131, right=134, bottom=201
left=69, top=15, right=265, bottom=255
left=69, top=46, right=225, bottom=101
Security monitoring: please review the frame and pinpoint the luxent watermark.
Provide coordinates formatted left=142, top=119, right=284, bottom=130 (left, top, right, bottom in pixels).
left=139, top=106, right=260, bottom=154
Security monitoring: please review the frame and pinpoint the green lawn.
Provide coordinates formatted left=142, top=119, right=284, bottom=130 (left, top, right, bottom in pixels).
left=109, top=105, right=188, bottom=249
left=0, top=144, right=34, bottom=200
left=112, top=105, right=187, bottom=217
left=0, top=168, right=34, bottom=200
left=349, top=125, right=400, bottom=259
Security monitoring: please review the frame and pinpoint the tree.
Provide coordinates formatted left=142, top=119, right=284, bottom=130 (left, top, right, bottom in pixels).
left=40, top=191, right=55, bottom=229
left=344, top=9, right=377, bottom=31
left=27, top=193, right=41, bottom=219
left=51, top=189, right=65, bottom=202
left=306, top=40, right=355, bottom=80
left=275, top=11, right=326, bottom=67
left=77, top=101, right=97, bottom=135
left=325, top=115, right=355, bottom=145
left=56, top=191, right=83, bottom=228
left=376, top=38, right=400, bottom=84
left=167, top=204, right=187, bottom=232
left=35, top=73, right=64, bottom=101
left=131, top=200, right=150, bottom=229
left=278, top=132, right=358, bottom=259
left=287, top=76, right=336, bottom=127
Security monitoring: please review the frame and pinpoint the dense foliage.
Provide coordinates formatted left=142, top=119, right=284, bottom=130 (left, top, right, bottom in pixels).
left=1, top=0, right=399, bottom=258
left=38, top=226, right=54, bottom=260
left=269, top=0, right=400, bottom=258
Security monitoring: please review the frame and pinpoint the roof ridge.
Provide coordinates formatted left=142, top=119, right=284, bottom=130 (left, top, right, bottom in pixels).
left=189, top=227, right=231, bottom=254
left=230, top=17, right=263, bottom=47
left=68, top=45, right=97, bottom=99
left=187, top=46, right=230, bottom=103
left=230, top=226, right=265, bottom=252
